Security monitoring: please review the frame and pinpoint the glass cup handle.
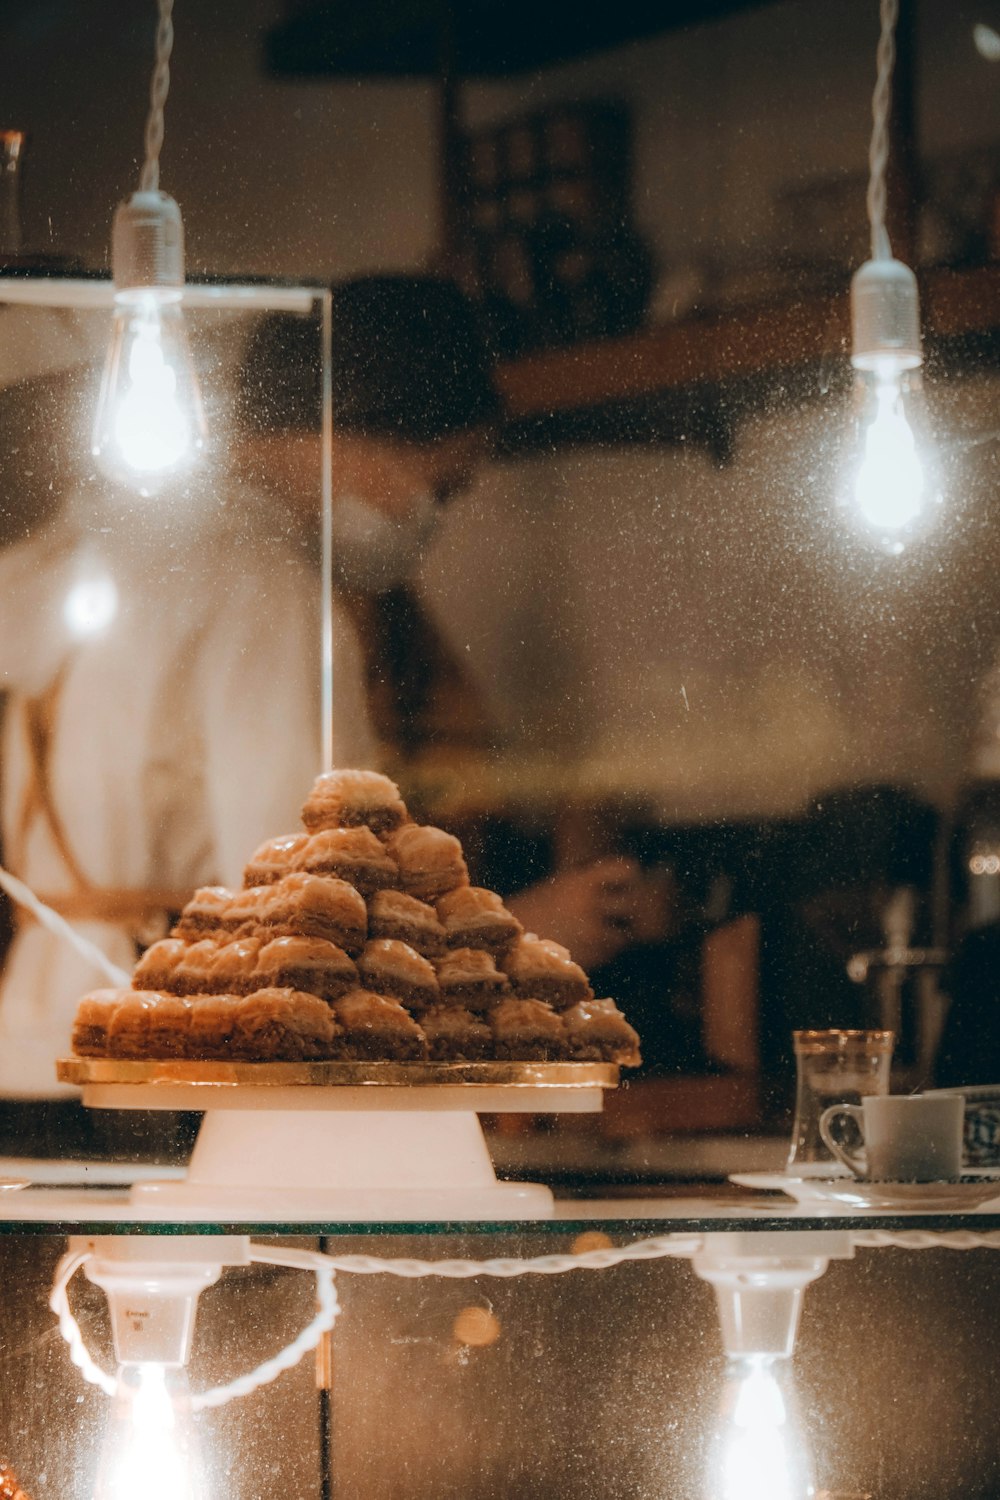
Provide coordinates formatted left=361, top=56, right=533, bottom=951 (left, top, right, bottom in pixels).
left=819, top=1104, right=867, bottom=1178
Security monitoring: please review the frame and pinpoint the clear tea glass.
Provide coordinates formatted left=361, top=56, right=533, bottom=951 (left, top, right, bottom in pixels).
left=788, top=1029, right=895, bottom=1175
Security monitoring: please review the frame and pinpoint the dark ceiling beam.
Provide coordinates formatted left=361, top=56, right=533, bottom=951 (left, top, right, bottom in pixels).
left=264, top=0, right=775, bottom=79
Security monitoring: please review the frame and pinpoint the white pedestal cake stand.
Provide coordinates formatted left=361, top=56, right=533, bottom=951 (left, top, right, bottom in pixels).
left=57, top=1059, right=618, bottom=1220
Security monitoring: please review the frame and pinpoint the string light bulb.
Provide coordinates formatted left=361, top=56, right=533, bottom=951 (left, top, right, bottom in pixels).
left=844, top=0, right=938, bottom=553
left=91, top=0, right=205, bottom=494
left=705, top=1355, right=815, bottom=1500
left=94, top=1362, right=208, bottom=1500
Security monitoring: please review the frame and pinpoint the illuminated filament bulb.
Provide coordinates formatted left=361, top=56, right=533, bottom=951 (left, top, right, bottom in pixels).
left=93, top=294, right=204, bottom=494
left=852, top=364, right=925, bottom=534
left=94, top=1363, right=208, bottom=1500
left=92, top=190, right=206, bottom=496
left=847, top=257, right=937, bottom=552
left=707, top=1356, right=815, bottom=1500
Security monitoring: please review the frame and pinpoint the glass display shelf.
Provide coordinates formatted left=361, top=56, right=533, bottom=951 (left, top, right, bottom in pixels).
left=0, top=1184, right=997, bottom=1241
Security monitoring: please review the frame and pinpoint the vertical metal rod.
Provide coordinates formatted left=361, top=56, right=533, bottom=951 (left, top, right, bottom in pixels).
left=320, top=287, right=334, bottom=773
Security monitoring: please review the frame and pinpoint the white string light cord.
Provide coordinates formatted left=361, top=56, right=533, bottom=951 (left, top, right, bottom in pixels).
left=48, top=1228, right=1000, bottom=1409
left=47, top=1236, right=701, bottom=1408
left=139, top=0, right=175, bottom=194
left=48, top=1244, right=340, bottom=1411
left=853, top=1227, right=1000, bottom=1251
left=316, top=1233, right=702, bottom=1279
left=866, top=0, right=899, bottom=262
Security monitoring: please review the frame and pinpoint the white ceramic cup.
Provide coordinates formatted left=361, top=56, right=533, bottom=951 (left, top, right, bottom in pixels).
left=819, top=1093, right=965, bottom=1181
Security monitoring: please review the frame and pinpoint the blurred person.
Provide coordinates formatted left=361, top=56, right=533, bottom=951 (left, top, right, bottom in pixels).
left=237, top=275, right=499, bottom=753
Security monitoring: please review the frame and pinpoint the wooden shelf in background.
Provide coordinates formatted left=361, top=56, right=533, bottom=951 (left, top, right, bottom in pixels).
left=496, top=263, right=1000, bottom=420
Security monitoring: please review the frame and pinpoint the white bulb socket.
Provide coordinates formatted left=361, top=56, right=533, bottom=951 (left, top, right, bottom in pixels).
left=692, top=1231, right=853, bottom=1360
left=77, top=1236, right=249, bottom=1367
left=111, top=190, right=185, bottom=302
left=850, top=257, right=922, bottom=372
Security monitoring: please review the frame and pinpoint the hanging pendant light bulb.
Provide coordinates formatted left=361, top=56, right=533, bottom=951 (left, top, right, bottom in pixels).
left=844, top=0, right=938, bottom=553
left=92, top=0, right=206, bottom=495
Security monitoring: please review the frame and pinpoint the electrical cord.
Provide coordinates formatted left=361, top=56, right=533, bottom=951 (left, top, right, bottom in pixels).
left=138, top=0, right=175, bottom=195
left=866, top=0, right=899, bottom=262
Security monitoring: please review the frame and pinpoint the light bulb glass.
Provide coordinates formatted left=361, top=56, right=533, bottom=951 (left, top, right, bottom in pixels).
left=844, top=360, right=937, bottom=552
left=92, top=294, right=206, bottom=496
left=94, top=1363, right=208, bottom=1500
left=705, top=1357, right=815, bottom=1500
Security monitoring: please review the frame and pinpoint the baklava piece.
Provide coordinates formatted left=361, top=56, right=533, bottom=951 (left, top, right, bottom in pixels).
left=296, top=827, right=399, bottom=895
left=385, top=824, right=469, bottom=903
left=562, top=998, right=642, bottom=1066
left=436, top=886, right=522, bottom=954
left=72, top=989, right=125, bottom=1056
left=173, top=939, right=225, bottom=995
left=107, top=991, right=193, bottom=1059
left=204, top=937, right=264, bottom=996
left=331, top=989, right=428, bottom=1061
left=420, top=1004, right=492, bottom=1062
left=172, top=886, right=235, bottom=939
left=366, top=889, right=446, bottom=957
left=501, top=934, right=592, bottom=1010
left=253, top=935, right=357, bottom=1001
left=435, top=946, right=509, bottom=1008
left=358, top=938, right=439, bottom=1011
left=231, top=987, right=338, bottom=1061
left=132, top=938, right=187, bottom=993
left=301, top=768, right=408, bottom=835
left=225, top=885, right=268, bottom=936
left=257, top=873, right=367, bottom=955
left=243, top=833, right=309, bottom=888
left=187, top=993, right=244, bottom=1058
left=488, top=998, right=567, bottom=1061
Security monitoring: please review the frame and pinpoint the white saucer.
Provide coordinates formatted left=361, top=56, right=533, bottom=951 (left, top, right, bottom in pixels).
left=729, top=1170, right=1000, bottom=1210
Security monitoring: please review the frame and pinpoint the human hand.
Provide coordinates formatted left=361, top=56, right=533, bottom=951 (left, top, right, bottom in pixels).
left=507, top=857, right=657, bottom=972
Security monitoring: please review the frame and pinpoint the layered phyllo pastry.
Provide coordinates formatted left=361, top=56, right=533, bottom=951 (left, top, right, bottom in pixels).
left=330, top=989, right=427, bottom=1061
left=385, top=824, right=469, bottom=902
left=301, top=769, right=408, bottom=836
left=357, top=938, right=439, bottom=1011
left=435, top=947, right=509, bottom=1007
left=488, top=998, right=567, bottom=1062
left=420, top=1004, right=492, bottom=1062
left=295, top=827, right=399, bottom=895
left=243, top=833, right=309, bottom=888
left=436, top=886, right=522, bottom=954
left=562, top=999, right=642, bottom=1066
left=253, top=935, right=357, bottom=1001
left=366, top=889, right=446, bottom=957
left=501, top=934, right=592, bottom=1010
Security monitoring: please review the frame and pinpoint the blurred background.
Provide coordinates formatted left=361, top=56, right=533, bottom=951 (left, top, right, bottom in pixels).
left=1, top=0, right=1000, bottom=1146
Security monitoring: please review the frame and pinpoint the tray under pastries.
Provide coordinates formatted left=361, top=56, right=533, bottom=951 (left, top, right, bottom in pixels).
left=57, top=1057, right=620, bottom=1089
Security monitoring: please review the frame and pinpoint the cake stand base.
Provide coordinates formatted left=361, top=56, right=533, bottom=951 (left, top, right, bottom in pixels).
left=61, top=1062, right=617, bottom=1221
left=130, top=1108, right=554, bottom=1219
